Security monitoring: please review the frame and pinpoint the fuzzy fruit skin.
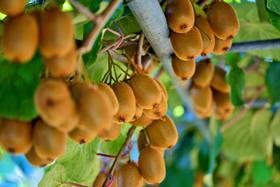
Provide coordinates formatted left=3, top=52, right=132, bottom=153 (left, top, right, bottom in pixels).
left=133, top=104, right=144, bottom=121
left=139, top=146, right=166, bottom=184
left=146, top=116, right=178, bottom=148
left=92, top=172, right=117, bottom=187
left=128, top=74, right=162, bottom=109
left=195, top=16, right=215, bottom=56
left=138, top=130, right=148, bottom=152
left=33, top=120, right=67, bottom=160
left=69, top=127, right=96, bottom=144
left=144, top=92, right=168, bottom=120
left=98, top=123, right=121, bottom=141
left=166, top=0, right=195, bottom=33
left=44, top=46, right=77, bottom=77
left=34, top=79, right=76, bottom=127
left=211, top=66, right=230, bottom=93
left=194, top=100, right=213, bottom=119
left=207, top=1, right=239, bottom=40
left=213, top=89, right=234, bottom=121
left=0, top=119, right=32, bottom=154
left=170, top=27, right=203, bottom=61
left=190, top=84, right=213, bottom=113
left=3, top=14, right=39, bottom=63
left=172, top=56, right=196, bottom=80
left=192, top=59, right=215, bottom=88
left=97, top=83, right=119, bottom=115
left=118, top=162, right=144, bottom=187
left=39, top=9, right=73, bottom=58
left=131, top=113, right=153, bottom=127
left=0, top=0, right=26, bottom=16
left=213, top=37, right=232, bottom=55
left=25, top=147, right=53, bottom=167
left=57, top=111, right=79, bottom=133
left=112, top=82, right=136, bottom=123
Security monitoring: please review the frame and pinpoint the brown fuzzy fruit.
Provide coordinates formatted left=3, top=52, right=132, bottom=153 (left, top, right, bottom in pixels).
left=138, top=130, right=148, bottom=152
left=98, top=123, right=121, bottom=141
left=69, top=127, right=96, bottom=144
left=139, top=146, right=166, bottom=184
left=131, top=113, right=153, bottom=127
left=3, top=14, right=39, bottom=63
left=190, top=84, right=213, bottom=113
left=128, top=74, right=162, bottom=109
left=112, top=82, right=136, bottom=123
left=211, top=66, right=230, bottom=93
left=172, top=55, right=196, bottom=80
left=44, top=46, right=77, bottom=77
left=144, top=93, right=168, bottom=120
left=34, top=79, right=76, bottom=127
left=133, top=104, right=144, bottom=121
left=57, top=111, right=79, bottom=133
left=118, top=162, right=144, bottom=187
left=207, top=1, right=239, bottom=40
left=0, top=119, right=32, bottom=154
left=194, top=101, right=214, bottom=119
left=192, top=59, right=215, bottom=88
left=166, top=0, right=195, bottom=33
left=170, top=27, right=203, bottom=61
left=25, top=147, right=53, bottom=167
left=40, top=9, right=73, bottom=58
left=33, top=120, right=67, bottom=160
left=213, top=37, right=232, bottom=54
left=213, top=90, right=233, bottom=112
left=98, top=83, right=119, bottom=115
left=0, top=0, right=26, bottom=16
left=195, top=16, right=215, bottom=56
left=146, top=116, right=178, bottom=148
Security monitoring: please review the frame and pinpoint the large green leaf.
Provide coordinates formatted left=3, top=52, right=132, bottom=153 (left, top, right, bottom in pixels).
left=252, top=160, right=273, bottom=187
left=270, top=110, right=280, bottom=146
left=267, top=0, right=280, bottom=15
left=226, top=65, right=245, bottom=106
left=265, top=62, right=280, bottom=103
left=0, top=54, right=43, bottom=121
left=40, top=139, right=100, bottom=187
left=268, top=10, right=280, bottom=31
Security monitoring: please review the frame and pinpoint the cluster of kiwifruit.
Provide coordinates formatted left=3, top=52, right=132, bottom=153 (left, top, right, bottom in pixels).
left=189, top=59, right=234, bottom=120
left=93, top=116, right=178, bottom=187
left=166, top=0, right=239, bottom=80
left=1, top=0, right=77, bottom=78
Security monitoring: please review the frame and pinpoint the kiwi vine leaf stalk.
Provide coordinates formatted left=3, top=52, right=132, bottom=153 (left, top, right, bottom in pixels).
left=0, top=0, right=279, bottom=187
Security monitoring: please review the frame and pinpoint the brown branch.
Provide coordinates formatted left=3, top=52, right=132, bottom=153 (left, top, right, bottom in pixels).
left=102, top=126, right=136, bottom=187
left=154, top=66, right=164, bottom=80
left=70, top=0, right=122, bottom=55
left=96, top=153, right=117, bottom=159
left=135, top=33, right=145, bottom=70
left=221, top=86, right=266, bottom=132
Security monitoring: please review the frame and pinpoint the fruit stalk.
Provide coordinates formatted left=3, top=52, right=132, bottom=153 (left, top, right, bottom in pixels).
left=102, top=126, right=136, bottom=187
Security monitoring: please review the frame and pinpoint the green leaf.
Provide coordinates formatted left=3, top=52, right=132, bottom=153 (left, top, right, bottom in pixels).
left=265, top=62, right=280, bottom=103
left=267, top=0, right=280, bottom=15
left=40, top=139, right=100, bottom=187
left=0, top=54, right=43, bottom=121
left=226, top=65, right=245, bottom=106
left=252, top=160, right=273, bottom=187
left=270, top=110, right=280, bottom=146
left=268, top=10, right=280, bottom=31
left=250, top=109, right=273, bottom=157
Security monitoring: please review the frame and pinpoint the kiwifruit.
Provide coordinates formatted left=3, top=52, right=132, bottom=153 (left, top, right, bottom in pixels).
left=138, top=146, right=166, bottom=184
left=194, top=100, right=213, bottom=119
left=138, top=130, right=149, bottom=152
left=25, top=147, right=53, bottom=167
left=206, top=1, right=239, bottom=40
left=92, top=173, right=107, bottom=187
left=57, top=111, right=79, bottom=133
left=3, top=14, right=39, bottom=63
left=0, top=119, right=32, bottom=154
left=34, top=79, right=76, bottom=127
left=166, top=0, right=195, bottom=33
left=215, top=106, right=233, bottom=121
left=111, top=82, right=136, bottom=123
left=33, top=120, right=67, bottom=160
left=171, top=55, right=196, bottom=80
left=128, top=74, right=162, bottom=109
left=145, top=116, right=178, bottom=148
left=144, top=93, right=167, bottom=120
left=97, top=83, right=119, bottom=115
left=78, top=86, right=113, bottom=132
left=170, top=27, right=203, bottom=61
left=131, top=113, right=153, bottom=127
left=195, top=16, right=215, bottom=56
left=118, top=162, right=144, bottom=187
left=0, top=0, right=26, bottom=16
left=69, top=127, right=97, bottom=144
left=213, top=37, right=232, bottom=54
left=39, top=9, right=73, bottom=58
left=70, top=82, right=89, bottom=102
left=192, top=59, right=215, bottom=88
left=133, top=104, right=144, bottom=121
left=155, top=80, right=168, bottom=99
left=212, top=89, right=233, bottom=112
left=98, top=123, right=121, bottom=141
left=43, top=46, right=77, bottom=77
left=190, top=84, right=213, bottom=113
left=211, top=66, right=230, bottom=93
